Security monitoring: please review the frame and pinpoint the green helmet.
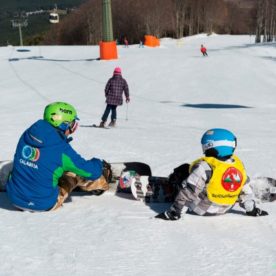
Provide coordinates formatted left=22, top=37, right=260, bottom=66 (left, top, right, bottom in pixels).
left=43, top=102, right=78, bottom=132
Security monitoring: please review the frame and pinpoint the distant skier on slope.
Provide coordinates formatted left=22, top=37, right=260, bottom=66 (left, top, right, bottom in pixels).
left=124, top=37, right=129, bottom=48
left=156, top=128, right=268, bottom=220
left=99, top=67, right=130, bottom=128
left=200, top=44, right=208, bottom=56
left=6, top=102, right=111, bottom=212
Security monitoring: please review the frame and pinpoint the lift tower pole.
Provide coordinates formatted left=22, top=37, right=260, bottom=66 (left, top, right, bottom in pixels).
left=100, top=0, right=117, bottom=60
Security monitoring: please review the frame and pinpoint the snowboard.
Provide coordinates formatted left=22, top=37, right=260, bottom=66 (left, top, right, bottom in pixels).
left=0, top=160, right=151, bottom=193
left=91, top=124, right=110, bottom=129
left=89, top=161, right=152, bottom=194
left=130, top=176, right=174, bottom=203
left=130, top=175, right=276, bottom=203
left=79, top=124, right=110, bottom=129
left=0, top=160, right=13, bottom=191
left=249, top=177, right=276, bottom=202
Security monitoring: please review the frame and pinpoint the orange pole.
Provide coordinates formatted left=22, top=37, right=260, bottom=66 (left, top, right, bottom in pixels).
left=144, top=35, right=160, bottom=47
left=99, top=41, right=118, bottom=60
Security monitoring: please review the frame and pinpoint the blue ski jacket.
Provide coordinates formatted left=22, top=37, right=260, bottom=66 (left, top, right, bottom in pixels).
left=7, top=119, right=103, bottom=211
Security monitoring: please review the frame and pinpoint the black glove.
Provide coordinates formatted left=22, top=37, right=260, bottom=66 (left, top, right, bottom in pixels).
left=155, top=210, right=181, bottom=221
left=246, top=207, right=268, bottom=217
left=102, top=160, right=112, bottom=183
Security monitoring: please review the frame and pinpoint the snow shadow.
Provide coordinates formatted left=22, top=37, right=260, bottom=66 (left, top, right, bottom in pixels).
left=0, top=193, right=18, bottom=211
left=262, top=56, right=276, bottom=62
left=115, top=191, right=135, bottom=201
left=9, top=56, right=100, bottom=62
left=145, top=202, right=171, bottom=214
left=182, top=103, right=252, bottom=109
left=209, top=42, right=276, bottom=53
left=145, top=203, right=245, bottom=217
left=16, top=49, right=31, bottom=52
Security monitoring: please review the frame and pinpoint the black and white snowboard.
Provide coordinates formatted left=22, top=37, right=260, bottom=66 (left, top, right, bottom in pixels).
left=130, top=175, right=276, bottom=203
left=249, top=177, right=276, bottom=202
left=0, top=160, right=151, bottom=193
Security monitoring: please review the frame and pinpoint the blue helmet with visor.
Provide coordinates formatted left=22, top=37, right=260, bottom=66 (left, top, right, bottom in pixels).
left=201, top=128, right=237, bottom=158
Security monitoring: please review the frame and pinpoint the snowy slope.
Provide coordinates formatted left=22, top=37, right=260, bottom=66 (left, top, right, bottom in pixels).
left=0, top=34, right=276, bottom=275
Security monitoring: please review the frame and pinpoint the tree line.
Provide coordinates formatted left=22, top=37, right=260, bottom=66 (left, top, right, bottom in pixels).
left=255, top=0, right=276, bottom=42
left=42, top=0, right=276, bottom=45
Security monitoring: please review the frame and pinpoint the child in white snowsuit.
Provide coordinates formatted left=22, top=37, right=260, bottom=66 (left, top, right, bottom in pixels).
left=156, top=128, right=268, bottom=220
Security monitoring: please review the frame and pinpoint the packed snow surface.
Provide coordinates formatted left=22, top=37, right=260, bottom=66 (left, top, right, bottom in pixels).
left=0, top=34, right=276, bottom=275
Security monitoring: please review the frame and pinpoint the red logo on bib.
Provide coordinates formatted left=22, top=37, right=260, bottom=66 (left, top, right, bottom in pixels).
left=221, top=167, right=243, bottom=192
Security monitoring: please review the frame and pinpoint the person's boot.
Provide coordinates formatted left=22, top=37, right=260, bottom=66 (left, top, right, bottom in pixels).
left=99, top=121, right=106, bottom=128
left=108, top=120, right=116, bottom=127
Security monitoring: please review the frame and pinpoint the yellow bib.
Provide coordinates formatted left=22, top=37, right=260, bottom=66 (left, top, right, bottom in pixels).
left=190, top=155, right=247, bottom=205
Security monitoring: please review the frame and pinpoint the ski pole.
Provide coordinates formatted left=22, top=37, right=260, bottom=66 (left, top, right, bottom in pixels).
left=125, top=102, right=129, bottom=121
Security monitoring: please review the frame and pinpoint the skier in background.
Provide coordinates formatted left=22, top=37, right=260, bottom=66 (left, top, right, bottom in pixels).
left=200, top=44, right=208, bottom=56
left=99, top=67, right=130, bottom=128
left=156, top=128, right=268, bottom=220
left=124, top=37, right=129, bottom=48
left=6, top=102, right=111, bottom=212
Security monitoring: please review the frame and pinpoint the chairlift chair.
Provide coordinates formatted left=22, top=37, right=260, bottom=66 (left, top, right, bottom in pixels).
left=49, top=13, right=59, bottom=24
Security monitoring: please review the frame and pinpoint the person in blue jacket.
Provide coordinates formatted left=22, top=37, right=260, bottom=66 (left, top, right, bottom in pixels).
left=6, top=102, right=111, bottom=211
